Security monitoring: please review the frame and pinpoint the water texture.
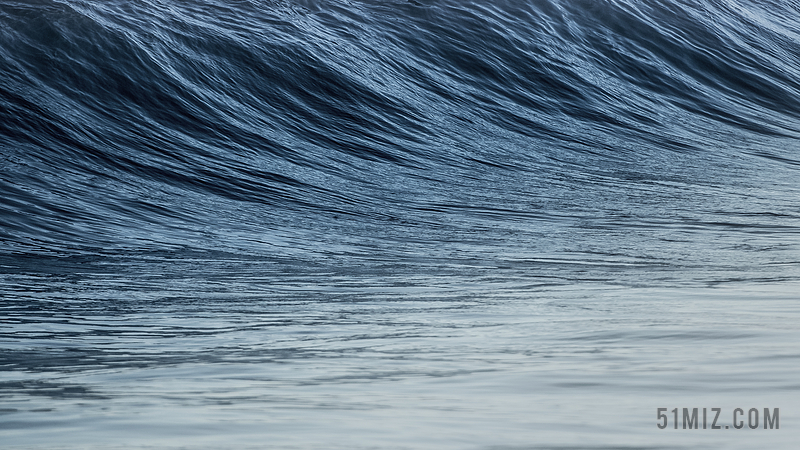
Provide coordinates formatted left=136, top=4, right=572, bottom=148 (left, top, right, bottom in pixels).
left=1, top=0, right=799, bottom=448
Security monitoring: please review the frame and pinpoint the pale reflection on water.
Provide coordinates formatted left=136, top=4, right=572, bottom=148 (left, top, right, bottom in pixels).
left=2, top=281, right=797, bottom=449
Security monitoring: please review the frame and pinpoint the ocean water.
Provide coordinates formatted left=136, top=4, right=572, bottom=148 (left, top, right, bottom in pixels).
left=1, top=0, right=799, bottom=448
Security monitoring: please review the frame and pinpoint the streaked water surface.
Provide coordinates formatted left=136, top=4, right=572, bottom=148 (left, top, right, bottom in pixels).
left=1, top=0, right=799, bottom=448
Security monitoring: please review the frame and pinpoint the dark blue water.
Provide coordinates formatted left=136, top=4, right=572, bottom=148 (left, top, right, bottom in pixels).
left=2, top=0, right=799, bottom=448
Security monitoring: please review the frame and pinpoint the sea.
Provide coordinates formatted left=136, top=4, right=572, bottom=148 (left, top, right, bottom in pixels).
left=1, top=0, right=799, bottom=448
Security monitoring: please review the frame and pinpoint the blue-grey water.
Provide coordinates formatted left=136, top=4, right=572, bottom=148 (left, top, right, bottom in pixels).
left=1, top=0, right=799, bottom=448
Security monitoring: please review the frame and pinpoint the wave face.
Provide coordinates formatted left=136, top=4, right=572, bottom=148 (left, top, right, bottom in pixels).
left=2, top=0, right=800, bottom=286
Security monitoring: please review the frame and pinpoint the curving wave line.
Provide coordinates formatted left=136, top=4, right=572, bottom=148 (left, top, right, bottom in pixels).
left=1, top=0, right=799, bottom=284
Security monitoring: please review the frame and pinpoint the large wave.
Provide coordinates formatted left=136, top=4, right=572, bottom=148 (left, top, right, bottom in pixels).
left=1, top=0, right=799, bottom=286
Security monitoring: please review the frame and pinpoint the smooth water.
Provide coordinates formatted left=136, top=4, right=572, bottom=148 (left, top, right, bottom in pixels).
left=1, top=0, right=799, bottom=448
